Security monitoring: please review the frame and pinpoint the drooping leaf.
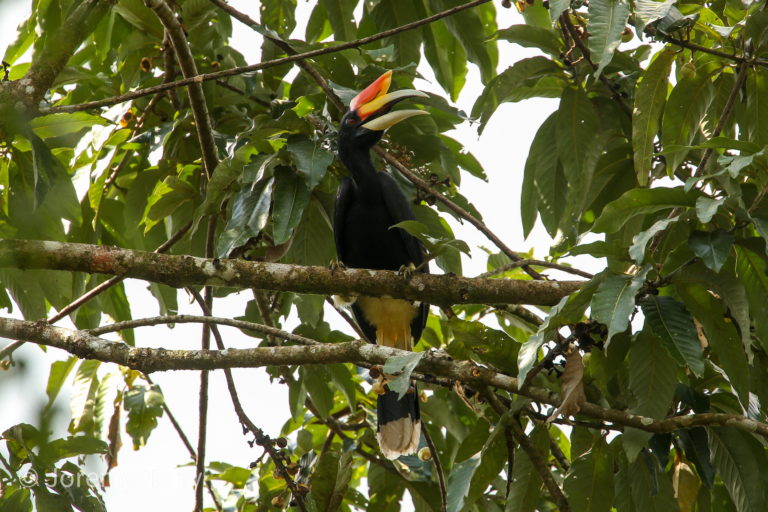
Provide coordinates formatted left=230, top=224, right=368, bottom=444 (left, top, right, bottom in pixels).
left=632, top=49, right=674, bottom=185
left=216, top=176, right=275, bottom=258
left=587, top=0, right=631, bottom=77
left=564, top=437, right=614, bottom=512
left=382, top=352, right=424, bottom=399
left=286, top=136, right=334, bottom=190
left=591, top=267, right=650, bottom=342
left=272, top=166, right=311, bottom=245
left=661, top=74, right=714, bottom=173
left=688, top=230, right=734, bottom=273
left=709, top=427, right=768, bottom=512
left=639, top=295, right=705, bottom=376
left=593, top=187, right=699, bottom=233
left=495, top=24, right=562, bottom=56
left=123, top=384, right=164, bottom=450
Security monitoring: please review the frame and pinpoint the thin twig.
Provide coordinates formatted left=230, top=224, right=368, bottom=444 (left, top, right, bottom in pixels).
left=186, top=289, right=309, bottom=512
left=422, top=424, right=447, bottom=512
left=477, top=259, right=593, bottom=279
left=325, top=298, right=368, bottom=340
left=695, top=63, right=749, bottom=176
left=40, top=0, right=492, bottom=115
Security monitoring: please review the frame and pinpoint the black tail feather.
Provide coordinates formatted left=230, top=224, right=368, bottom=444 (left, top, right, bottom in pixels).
left=377, top=386, right=421, bottom=459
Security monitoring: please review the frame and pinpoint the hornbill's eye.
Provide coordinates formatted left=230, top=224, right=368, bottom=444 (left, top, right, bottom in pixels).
left=346, top=117, right=356, bottom=126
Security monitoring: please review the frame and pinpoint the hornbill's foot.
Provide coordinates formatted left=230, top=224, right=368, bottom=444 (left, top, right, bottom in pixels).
left=397, top=262, right=417, bottom=279
left=328, top=259, right=347, bottom=273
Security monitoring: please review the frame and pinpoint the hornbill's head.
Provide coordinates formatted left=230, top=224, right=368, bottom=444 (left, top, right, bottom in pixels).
left=339, top=70, right=428, bottom=152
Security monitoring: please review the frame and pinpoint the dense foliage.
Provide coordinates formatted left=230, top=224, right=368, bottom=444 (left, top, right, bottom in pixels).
left=2, top=0, right=768, bottom=511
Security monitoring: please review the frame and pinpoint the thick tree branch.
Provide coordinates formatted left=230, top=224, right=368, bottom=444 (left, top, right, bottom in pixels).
left=4, top=316, right=768, bottom=440
left=0, top=240, right=582, bottom=306
left=6, top=0, right=113, bottom=108
left=0, top=223, right=191, bottom=361
left=40, top=0, right=492, bottom=115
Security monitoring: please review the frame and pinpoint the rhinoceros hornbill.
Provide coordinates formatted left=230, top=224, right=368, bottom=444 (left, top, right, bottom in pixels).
left=333, top=71, right=429, bottom=459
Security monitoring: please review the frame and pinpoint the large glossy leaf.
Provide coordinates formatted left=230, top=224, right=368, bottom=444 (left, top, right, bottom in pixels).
left=564, top=437, right=614, bottom=512
left=523, top=113, right=566, bottom=236
left=434, top=0, right=498, bottom=84
left=588, top=0, right=631, bottom=77
left=472, top=57, right=565, bottom=131
left=556, top=86, right=599, bottom=182
left=123, top=384, right=164, bottom=450
left=30, top=112, right=107, bottom=139
left=505, top=426, right=549, bottom=512
left=676, top=284, right=750, bottom=407
left=745, top=68, right=768, bottom=146
left=661, top=74, right=714, bottom=173
left=709, top=427, right=768, bottom=512
left=286, top=136, right=334, bottom=190
left=272, top=166, right=311, bottom=245
left=632, top=49, right=674, bottom=186
left=591, top=267, right=650, bottom=342
left=216, top=176, right=275, bottom=258
left=495, top=24, right=562, bottom=56
left=593, top=187, right=699, bottom=233
left=688, top=230, right=734, bottom=273
left=422, top=16, right=467, bottom=101
left=639, top=295, right=704, bottom=376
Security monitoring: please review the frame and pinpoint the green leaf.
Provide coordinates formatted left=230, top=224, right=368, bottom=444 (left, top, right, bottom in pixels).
left=549, top=0, right=570, bottom=24
left=216, top=176, right=275, bottom=258
left=709, top=427, right=768, bottom=512
left=556, top=86, right=599, bottom=190
left=300, top=365, right=336, bottom=419
left=69, top=360, right=101, bottom=435
left=286, top=136, right=334, bottom=190
left=591, top=267, right=650, bottom=342
left=688, top=230, right=734, bottom=273
left=309, top=451, right=354, bottom=512
left=588, top=0, right=631, bottom=77
left=284, top=198, right=336, bottom=266
left=661, top=74, right=714, bottom=173
left=676, top=284, right=750, bottom=407
left=472, top=57, right=565, bottom=131
left=635, top=0, right=676, bottom=32
left=466, top=416, right=508, bottom=506
left=382, top=352, right=424, bottom=399
left=321, top=0, right=357, bottom=41
left=523, top=113, right=566, bottom=236
left=124, top=384, right=164, bottom=449
left=37, top=436, right=108, bottom=467
left=735, top=245, right=768, bottom=352
left=30, top=113, right=107, bottom=139
left=447, top=456, right=481, bottom=512
left=629, top=216, right=679, bottom=264
left=632, top=49, right=674, bottom=185
left=506, top=426, right=549, bottom=512
left=142, top=176, right=197, bottom=233
left=422, top=13, right=467, bottom=102
left=696, top=196, right=726, bottom=223
left=435, top=0, right=498, bottom=84
left=495, top=24, right=562, bottom=56
left=745, top=68, right=768, bottom=146
left=46, top=357, right=77, bottom=406
left=564, top=437, right=614, bottom=512
left=448, top=317, right=518, bottom=374
left=272, top=166, right=311, bottom=245
left=639, top=295, right=704, bottom=376
left=593, top=187, right=699, bottom=233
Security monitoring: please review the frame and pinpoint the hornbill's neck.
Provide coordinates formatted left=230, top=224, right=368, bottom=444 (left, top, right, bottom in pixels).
left=339, top=144, right=378, bottom=188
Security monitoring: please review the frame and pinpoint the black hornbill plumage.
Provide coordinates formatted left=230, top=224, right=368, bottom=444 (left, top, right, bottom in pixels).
left=333, top=71, right=429, bottom=459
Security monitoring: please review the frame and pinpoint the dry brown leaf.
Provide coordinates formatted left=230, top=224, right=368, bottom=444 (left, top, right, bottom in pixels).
left=673, top=454, right=700, bottom=512
left=693, top=318, right=708, bottom=349
left=547, top=345, right=585, bottom=422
